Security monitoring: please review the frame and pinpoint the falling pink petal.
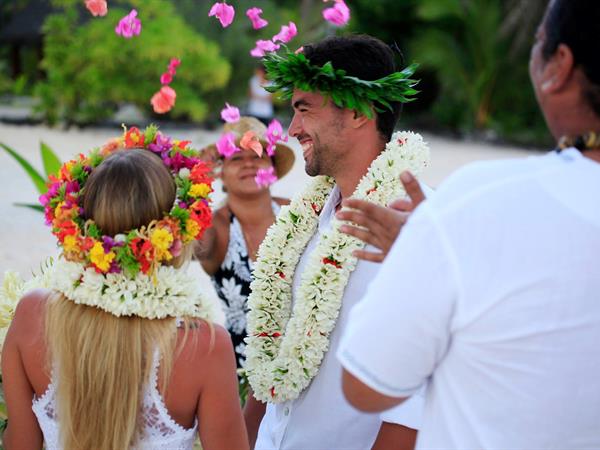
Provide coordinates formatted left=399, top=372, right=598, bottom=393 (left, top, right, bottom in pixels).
left=216, top=132, right=241, bottom=158
left=115, top=9, right=142, bottom=38
left=246, top=7, right=268, bottom=29
left=169, top=58, right=181, bottom=70
left=272, top=21, right=297, bottom=44
left=151, top=86, right=176, bottom=114
left=250, top=39, right=280, bottom=58
left=160, top=72, right=173, bottom=85
left=209, top=2, right=235, bottom=28
left=220, top=103, right=240, bottom=123
left=322, top=0, right=350, bottom=27
left=85, top=0, right=107, bottom=17
left=255, top=166, right=277, bottom=187
left=265, top=119, right=288, bottom=156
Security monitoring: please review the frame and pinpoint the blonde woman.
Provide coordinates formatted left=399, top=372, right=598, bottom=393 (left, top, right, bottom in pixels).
left=1, top=128, right=249, bottom=450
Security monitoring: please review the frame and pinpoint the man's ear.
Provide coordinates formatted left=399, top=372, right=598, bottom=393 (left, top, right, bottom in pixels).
left=541, top=43, right=575, bottom=94
left=350, top=108, right=373, bottom=129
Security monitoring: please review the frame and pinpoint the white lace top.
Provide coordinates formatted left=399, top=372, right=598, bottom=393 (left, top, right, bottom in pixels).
left=31, top=352, right=198, bottom=450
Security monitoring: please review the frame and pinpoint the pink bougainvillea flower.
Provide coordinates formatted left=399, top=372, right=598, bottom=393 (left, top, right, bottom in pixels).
left=254, top=166, right=277, bottom=187
left=208, top=2, right=235, bottom=28
left=216, top=132, right=241, bottom=158
left=250, top=39, right=280, bottom=58
left=220, top=102, right=240, bottom=123
left=151, top=86, right=176, bottom=114
left=160, top=72, right=173, bottom=85
left=272, top=21, right=297, bottom=44
left=240, top=130, right=263, bottom=157
left=115, top=9, right=142, bottom=38
left=169, top=58, right=181, bottom=71
left=265, top=119, right=288, bottom=156
left=85, top=0, right=108, bottom=17
left=246, top=7, right=268, bottom=29
left=322, top=0, right=350, bottom=27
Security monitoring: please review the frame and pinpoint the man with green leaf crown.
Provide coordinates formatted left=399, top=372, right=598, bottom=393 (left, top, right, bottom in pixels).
left=243, top=35, right=433, bottom=450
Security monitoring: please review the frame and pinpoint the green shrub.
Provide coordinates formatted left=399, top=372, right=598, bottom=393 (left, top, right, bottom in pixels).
left=34, top=0, right=231, bottom=125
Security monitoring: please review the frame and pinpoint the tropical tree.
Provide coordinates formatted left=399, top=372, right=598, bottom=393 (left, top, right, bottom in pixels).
left=34, top=0, right=231, bottom=125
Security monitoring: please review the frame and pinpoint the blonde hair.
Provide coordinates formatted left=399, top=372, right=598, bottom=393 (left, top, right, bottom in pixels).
left=45, top=149, right=190, bottom=450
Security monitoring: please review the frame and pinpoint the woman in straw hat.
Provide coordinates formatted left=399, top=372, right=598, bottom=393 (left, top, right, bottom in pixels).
left=195, top=116, right=294, bottom=370
left=1, top=128, right=249, bottom=450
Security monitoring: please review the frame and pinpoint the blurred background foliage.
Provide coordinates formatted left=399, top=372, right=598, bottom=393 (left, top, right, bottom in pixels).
left=0, top=0, right=550, bottom=145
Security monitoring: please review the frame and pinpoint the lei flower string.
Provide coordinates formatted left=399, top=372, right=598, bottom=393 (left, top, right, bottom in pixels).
left=41, top=124, right=214, bottom=280
left=263, top=46, right=420, bottom=119
left=245, top=131, right=430, bottom=403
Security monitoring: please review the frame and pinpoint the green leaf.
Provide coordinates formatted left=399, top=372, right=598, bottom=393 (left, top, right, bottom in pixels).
left=40, top=142, right=62, bottom=178
left=14, top=203, right=45, bottom=212
left=0, top=142, right=47, bottom=194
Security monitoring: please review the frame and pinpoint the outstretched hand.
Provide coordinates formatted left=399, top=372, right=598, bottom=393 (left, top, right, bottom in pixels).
left=336, top=171, right=426, bottom=263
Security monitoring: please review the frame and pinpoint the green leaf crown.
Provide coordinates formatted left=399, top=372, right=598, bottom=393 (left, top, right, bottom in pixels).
left=262, top=46, right=419, bottom=118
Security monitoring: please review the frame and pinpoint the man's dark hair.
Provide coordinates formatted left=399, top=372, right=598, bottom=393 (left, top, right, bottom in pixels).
left=543, top=0, right=600, bottom=116
left=302, top=35, right=401, bottom=142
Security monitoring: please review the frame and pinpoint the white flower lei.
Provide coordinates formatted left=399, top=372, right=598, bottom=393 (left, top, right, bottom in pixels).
left=245, top=131, right=431, bottom=403
left=0, top=258, right=217, bottom=341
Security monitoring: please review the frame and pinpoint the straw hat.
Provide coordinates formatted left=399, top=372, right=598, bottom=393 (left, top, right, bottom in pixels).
left=204, top=116, right=295, bottom=179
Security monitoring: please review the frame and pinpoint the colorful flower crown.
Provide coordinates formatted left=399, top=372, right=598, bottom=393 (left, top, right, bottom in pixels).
left=40, top=125, right=214, bottom=278
left=262, top=46, right=419, bottom=118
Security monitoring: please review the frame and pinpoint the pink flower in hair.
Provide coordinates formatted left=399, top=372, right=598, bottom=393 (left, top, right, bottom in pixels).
left=322, top=0, right=350, bottom=27
left=250, top=39, right=280, bottom=58
left=115, top=9, right=141, bottom=38
left=246, top=7, right=268, bottom=29
left=265, top=119, right=288, bottom=156
left=151, top=86, right=176, bottom=114
left=85, top=0, right=107, bottom=17
left=272, top=21, right=297, bottom=44
left=209, top=2, right=235, bottom=28
left=216, top=132, right=241, bottom=158
left=220, top=103, right=240, bottom=123
left=255, top=166, right=277, bottom=188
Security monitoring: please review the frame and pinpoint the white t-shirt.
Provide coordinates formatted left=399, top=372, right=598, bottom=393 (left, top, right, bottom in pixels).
left=247, top=75, right=273, bottom=119
left=255, top=185, right=424, bottom=450
left=338, top=149, right=600, bottom=449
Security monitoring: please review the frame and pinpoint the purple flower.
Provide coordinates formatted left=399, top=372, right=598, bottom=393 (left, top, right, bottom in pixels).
left=115, top=9, right=142, bottom=38
left=165, top=152, right=200, bottom=171
left=254, top=166, right=277, bottom=187
left=250, top=39, right=280, bottom=58
left=216, top=132, right=241, bottom=158
left=272, top=22, right=297, bottom=44
left=323, top=0, right=350, bottom=27
left=246, top=7, right=268, bottom=29
left=148, top=132, right=173, bottom=156
left=102, top=236, right=123, bottom=253
left=220, top=102, right=240, bottom=123
left=265, top=119, right=288, bottom=156
left=209, top=2, right=235, bottom=28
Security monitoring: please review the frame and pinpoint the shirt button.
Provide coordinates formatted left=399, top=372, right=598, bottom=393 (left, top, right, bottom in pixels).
left=284, top=407, right=290, bottom=416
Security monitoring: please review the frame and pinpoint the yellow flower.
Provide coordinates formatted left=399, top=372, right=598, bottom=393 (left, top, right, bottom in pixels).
left=63, top=235, right=79, bottom=253
left=150, top=228, right=174, bottom=260
left=189, top=183, right=211, bottom=198
left=89, top=242, right=115, bottom=272
left=185, top=219, right=200, bottom=241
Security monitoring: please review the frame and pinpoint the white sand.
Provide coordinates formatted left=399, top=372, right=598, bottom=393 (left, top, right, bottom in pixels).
left=0, top=123, right=538, bottom=322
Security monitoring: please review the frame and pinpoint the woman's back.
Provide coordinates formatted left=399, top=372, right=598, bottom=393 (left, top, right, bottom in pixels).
left=3, top=290, right=247, bottom=450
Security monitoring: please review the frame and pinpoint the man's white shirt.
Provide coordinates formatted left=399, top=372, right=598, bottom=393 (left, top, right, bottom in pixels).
left=255, top=185, right=424, bottom=450
left=339, top=149, right=600, bottom=449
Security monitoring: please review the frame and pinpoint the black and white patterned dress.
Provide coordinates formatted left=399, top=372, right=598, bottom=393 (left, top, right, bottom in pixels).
left=211, top=202, right=281, bottom=369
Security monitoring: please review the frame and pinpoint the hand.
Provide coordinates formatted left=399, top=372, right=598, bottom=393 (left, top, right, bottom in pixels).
left=336, top=171, right=426, bottom=263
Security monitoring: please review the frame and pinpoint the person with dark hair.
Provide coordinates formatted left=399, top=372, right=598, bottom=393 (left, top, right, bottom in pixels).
left=242, top=34, right=431, bottom=449
left=338, top=1, right=600, bottom=448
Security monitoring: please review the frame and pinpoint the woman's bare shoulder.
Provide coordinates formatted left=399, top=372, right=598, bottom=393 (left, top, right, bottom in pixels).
left=12, top=289, right=51, bottom=328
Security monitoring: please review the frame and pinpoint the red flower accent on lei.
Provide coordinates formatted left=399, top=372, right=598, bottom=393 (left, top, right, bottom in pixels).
left=130, top=237, right=154, bottom=274
left=322, top=257, right=342, bottom=269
